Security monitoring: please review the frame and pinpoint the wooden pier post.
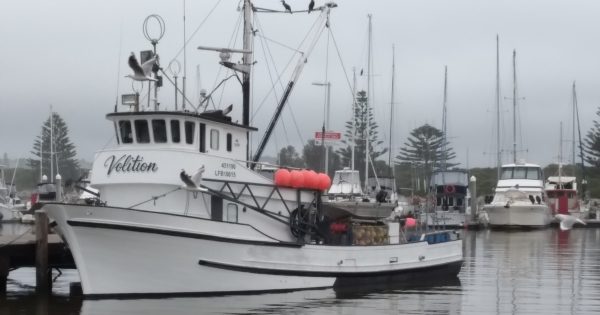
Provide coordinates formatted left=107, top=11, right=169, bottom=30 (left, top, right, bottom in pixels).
left=35, top=210, right=50, bottom=294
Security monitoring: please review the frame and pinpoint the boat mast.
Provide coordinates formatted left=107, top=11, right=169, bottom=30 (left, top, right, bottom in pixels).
left=496, top=35, right=501, bottom=179
left=441, top=65, right=448, bottom=172
left=364, top=14, right=372, bottom=193
left=351, top=68, right=357, bottom=170
left=242, top=0, right=253, bottom=161
left=512, top=49, right=517, bottom=164
left=388, top=45, right=397, bottom=198
left=572, top=81, right=576, bottom=167
left=50, top=105, right=54, bottom=180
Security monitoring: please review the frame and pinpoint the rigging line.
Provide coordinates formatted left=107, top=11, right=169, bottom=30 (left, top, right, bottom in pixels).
left=127, top=187, right=182, bottom=209
left=167, top=0, right=224, bottom=66
left=250, top=18, right=298, bottom=119
left=253, top=15, right=295, bottom=146
left=114, top=19, right=123, bottom=112
left=255, top=33, right=303, bottom=53
left=250, top=11, right=323, bottom=120
left=214, top=12, right=244, bottom=111
left=329, top=29, right=358, bottom=106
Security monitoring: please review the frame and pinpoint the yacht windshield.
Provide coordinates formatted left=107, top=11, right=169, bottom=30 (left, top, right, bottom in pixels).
left=500, top=167, right=541, bottom=180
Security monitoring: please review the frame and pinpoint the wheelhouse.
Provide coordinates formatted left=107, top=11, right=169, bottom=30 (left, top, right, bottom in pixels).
left=107, top=110, right=256, bottom=161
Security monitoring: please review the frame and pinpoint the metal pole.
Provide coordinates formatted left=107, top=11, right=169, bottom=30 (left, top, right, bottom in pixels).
left=365, top=14, right=372, bottom=193
left=470, top=176, right=477, bottom=223
left=351, top=68, right=356, bottom=171
left=496, top=35, right=501, bottom=180
left=325, top=82, right=331, bottom=175
left=49, top=106, right=54, bottom=181
left=242, top=0, right=253, bottom=161
left=512, top=49, right=517, bottom=164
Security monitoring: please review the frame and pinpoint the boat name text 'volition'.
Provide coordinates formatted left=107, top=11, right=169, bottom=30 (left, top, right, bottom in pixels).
left=104, top=155, right=158, bottom=175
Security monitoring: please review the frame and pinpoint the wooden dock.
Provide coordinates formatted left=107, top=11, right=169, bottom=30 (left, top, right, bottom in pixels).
left=0, top=211, right=74, bottom=294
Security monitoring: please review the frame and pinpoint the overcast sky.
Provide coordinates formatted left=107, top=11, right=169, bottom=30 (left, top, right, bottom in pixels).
left=2, top=0, right=600, bottom=169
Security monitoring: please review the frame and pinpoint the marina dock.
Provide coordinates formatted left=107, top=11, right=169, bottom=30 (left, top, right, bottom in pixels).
left=0, top=211, right=74, bottom=294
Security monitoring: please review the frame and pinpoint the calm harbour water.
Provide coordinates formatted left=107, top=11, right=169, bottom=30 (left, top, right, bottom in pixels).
left=2, top=223, right=600, bottom=315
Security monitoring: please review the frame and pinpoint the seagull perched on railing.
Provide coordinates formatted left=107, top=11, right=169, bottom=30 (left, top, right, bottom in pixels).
left=555, top=214, right=586, bottom=231
left=126, top=52, right=158, bottom=81
left=180, top=167, right=207, bottom=192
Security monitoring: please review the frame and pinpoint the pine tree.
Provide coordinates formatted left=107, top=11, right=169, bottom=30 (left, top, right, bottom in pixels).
left=337, top=90, right=388, bottom=183
left=583, top=107, right=600, bottom=167
left=396, top=124, right=457, bottom=191
left=27, top=112, right=80, bottom=182
left=302, top=140, right=341, bottom=177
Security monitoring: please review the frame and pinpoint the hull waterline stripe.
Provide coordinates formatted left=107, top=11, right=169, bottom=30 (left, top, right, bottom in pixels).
left=66, top=220, right=302, bottom=248
left=197, top=259, right=464, bottom=278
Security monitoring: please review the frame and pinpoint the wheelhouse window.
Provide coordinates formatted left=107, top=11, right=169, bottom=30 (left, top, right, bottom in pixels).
left=134, top=120, right=150, bottom=143
left=210, top=129, right=219, bottom=150
left=170, top=120, right=180, bottom=143
left=152, top=119, right=167, bottom=143
left=119, top=120, right=133, bottom=144
left=199, top=123, right=206, bottom=153
left=185, top=121, right=195, bottom=144
left=226, top=133, right=232, bottom=152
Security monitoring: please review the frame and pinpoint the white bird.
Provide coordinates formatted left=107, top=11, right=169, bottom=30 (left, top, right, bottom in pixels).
left=555, top=214, right=586, bottom=231
left=180, top=167, right=207, bottom=192
left=126, top=52, right=158, bottom=81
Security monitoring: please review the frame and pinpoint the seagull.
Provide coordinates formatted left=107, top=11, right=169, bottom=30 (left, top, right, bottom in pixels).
left=281, top=0, right=292, bottom=13
left=308, top=0, right=315, bottom=13
left=126, top=52, right=158, bottom=82
left=180, top=168, right=207, bottom=192
left=555, top=214, right=586, bottom=231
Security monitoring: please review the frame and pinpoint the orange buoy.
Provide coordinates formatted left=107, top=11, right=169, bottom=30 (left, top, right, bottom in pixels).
left=316, top=173, right=331, bottom=191
left=405, top=217, right=417, bottom=228
left=302, top=169, right=318, bottom=189
left=274, top=169, right=291, bottom=187
left=290, top=170, right=305, bottom=188
left=307, top=170, right=319, bottom=189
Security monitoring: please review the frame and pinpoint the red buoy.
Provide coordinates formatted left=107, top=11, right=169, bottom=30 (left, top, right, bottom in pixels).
left=316, top=173, right=331, bottom=191
left=290, top=170, right=305, bottom=188
left=274, top=169, right=291, bottom=187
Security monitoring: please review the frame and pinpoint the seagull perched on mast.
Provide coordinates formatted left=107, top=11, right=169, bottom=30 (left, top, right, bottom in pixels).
left=281, top=0, right=292, bottom=13
left=180, top=167, right=207, bottom=192
left=126, top=52, right=158, bottom=81
left=308, top=0, right=315, bottom=13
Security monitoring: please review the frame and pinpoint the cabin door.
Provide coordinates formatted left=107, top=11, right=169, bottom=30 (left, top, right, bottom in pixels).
left=211, top=196, right=223, bottom=221
left=558, top=193, right=569, bottom=214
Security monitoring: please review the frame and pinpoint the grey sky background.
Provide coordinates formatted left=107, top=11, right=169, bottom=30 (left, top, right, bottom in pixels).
left=2, top=0, right=600, bottom=169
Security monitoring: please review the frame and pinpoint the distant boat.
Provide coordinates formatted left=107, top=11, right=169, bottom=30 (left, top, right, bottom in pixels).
left=482, top=50, right=552, bottom=228
left=426, top=169, right=471, bottom=228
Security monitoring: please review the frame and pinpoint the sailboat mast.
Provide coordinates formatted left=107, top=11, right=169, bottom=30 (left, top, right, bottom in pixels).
left=496, top=35, right=501, bottom=179
left=50, top=105, right=54, bottom=180
left=442, top=66, right=448, bottom=172
left=512, top=50, right=517, bottom=164
left=572, top=81, right=576, bottom=166
left=242, top=0, right=253, bottom=161
left=388, top=45, right=396, bottom=193
left=364, top=14, right=372, bottom=193
left=351, top=67, right=357, bottom=171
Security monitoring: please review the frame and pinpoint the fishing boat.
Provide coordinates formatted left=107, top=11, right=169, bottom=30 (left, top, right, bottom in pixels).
left=44, top=1, right=462, bottom=296
left=426, top=169, right=471, bottom=228
left=0, top=165, right=24, bottom=222
left=483, top=49, right=552, bottom=228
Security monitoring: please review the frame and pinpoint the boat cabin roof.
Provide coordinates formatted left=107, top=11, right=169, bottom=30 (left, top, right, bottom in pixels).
left=107, top=111, right=257, bottom=131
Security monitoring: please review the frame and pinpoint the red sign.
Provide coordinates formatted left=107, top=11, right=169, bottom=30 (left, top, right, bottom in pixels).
left=314, top=131, right=341, bottom=140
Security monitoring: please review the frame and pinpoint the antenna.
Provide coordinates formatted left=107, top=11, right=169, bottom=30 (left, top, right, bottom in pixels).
left=143, top=14, right=165, bottom=111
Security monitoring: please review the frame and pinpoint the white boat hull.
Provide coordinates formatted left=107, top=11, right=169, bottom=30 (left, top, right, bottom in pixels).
left=45, top=203, right=463, bottom=296
left=483, top=204, right=552, bottom=228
